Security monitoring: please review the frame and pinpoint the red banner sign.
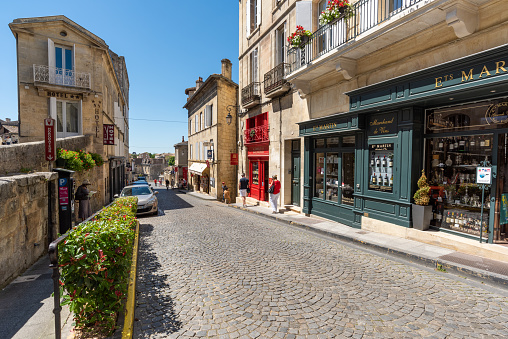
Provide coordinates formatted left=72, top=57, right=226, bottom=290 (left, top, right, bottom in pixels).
left=230, top=153, right=238, bottom=165
left=103, top=124, right=114, bottom=145
left=44, top=118, right=56, bottom=161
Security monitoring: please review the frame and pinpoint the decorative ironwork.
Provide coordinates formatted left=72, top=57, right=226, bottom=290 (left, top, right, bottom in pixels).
left=33, top=64, right=91, bottom=89
left=264, top=63, right=289, bottom=94
left=287, top=0, right=426, bottom=73
left=244, top=125, right=269, bottom=144
left=241, top=82, right=261, bottom=106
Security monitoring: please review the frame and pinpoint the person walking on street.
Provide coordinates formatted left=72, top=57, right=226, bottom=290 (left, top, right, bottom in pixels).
left=222, top=181, right=228, bottom=203
left=269, top=174, right=281, bottom=214
left=171, top=179, right=175, bottom=189
left=75, top=179, right=92, bottom=221
left=239, top=173, right=249, bottom=208
left=154, top=179, right=157, bottom=187
left=165, top=179, right=170, bottom=190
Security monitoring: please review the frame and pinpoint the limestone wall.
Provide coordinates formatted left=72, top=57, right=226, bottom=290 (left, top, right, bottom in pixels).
left=0, top=172, right=58, bottom=289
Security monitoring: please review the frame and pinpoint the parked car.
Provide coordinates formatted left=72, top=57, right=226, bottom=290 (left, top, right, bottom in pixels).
left=115, top=185, right=158, bottom=216
left=132, top=180, right=151, bottom=187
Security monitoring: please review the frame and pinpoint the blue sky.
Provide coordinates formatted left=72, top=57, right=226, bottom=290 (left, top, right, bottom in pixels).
left=0, top=1, right=239, bottom=154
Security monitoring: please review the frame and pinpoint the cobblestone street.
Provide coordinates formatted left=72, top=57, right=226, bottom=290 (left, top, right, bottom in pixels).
left=133, top=189, right=508, bottom=338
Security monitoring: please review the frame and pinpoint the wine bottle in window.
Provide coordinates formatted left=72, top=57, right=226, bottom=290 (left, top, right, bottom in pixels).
left=372, top=174, right=377, bottom=185
left=453, top=137, right=459, bottom=150
left=389, top=174, right=393, bottom=186
left=449, top=138, right=454, bottom=151
left=376, top=156, right=380, bottom=167
left=370, top=154, right=375, bottom=167
left=480, top=136, right=485, bottom=149
left=469, top=136, right=476, bottom=153
left=459, top=137, right=466, bottom=152
left=381, top=156, right=386, bottom=167
left=378, top=173, right=383, bottom=185
left=384, top=174, right=389, bottom=186
left=438, top=138, right=444, bottom=151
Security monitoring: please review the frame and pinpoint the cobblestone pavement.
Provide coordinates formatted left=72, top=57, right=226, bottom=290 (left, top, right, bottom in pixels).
left=133, top=189, right=508, bottom=338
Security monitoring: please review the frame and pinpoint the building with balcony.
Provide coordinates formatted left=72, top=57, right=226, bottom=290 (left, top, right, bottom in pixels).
left=10, top=15, right=129, bottom=202
left=173, top=137, right=188, bottom=188
left=240, top=0, right=508, bottom=244
left=184, top=59, right=239, bottom=201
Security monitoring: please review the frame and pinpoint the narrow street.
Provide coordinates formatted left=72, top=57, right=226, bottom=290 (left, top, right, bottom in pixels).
left=133, top=188, right=508, bottom=338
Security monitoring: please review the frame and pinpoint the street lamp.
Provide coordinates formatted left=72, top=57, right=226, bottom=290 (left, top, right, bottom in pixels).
left=226, top=105, right=246, bottom=125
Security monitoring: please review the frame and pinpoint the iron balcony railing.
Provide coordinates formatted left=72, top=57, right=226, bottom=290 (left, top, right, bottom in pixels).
left=264, top=63, right=290, bottom=94
left=33, top=64, right=91, bottom=89
left=241, top=82, right=261, bottom=106
left=287, top=0, right=425, bottom=73
left=244, top=125, right=269, bottom=144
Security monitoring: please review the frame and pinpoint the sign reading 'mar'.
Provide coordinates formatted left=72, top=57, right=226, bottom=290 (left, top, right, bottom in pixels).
left=434, top=60, right=507, bottom=89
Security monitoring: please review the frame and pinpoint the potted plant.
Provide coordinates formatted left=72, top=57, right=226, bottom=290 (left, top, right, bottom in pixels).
left=412, top=170, right=432, bottom=231
left=288, top=25, right=312, bottom=49
left=319, top=0, right=354, bottom=26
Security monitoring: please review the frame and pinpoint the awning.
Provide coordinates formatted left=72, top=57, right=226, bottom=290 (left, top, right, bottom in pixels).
left=188, top=162, right=208, bottom=175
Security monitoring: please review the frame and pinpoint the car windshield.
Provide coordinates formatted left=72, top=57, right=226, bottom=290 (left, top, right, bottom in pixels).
left=121, top=186, right=152, bottom=196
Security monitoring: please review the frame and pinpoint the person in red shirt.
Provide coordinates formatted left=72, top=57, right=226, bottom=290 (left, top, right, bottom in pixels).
left=269, top=174, right=281, bottom=213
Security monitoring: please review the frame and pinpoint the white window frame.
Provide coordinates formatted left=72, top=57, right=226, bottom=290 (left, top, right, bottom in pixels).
left=246, top=0, right=261, bottom=36
left=190, top=144, right=193, bottom=160
left=200, top=112, right=204, bottom=130
left=50, top=98, right=82, bottom=138
left=195, top=114, right=199, bottom=132
left=275, top=23, right=286, bottom=65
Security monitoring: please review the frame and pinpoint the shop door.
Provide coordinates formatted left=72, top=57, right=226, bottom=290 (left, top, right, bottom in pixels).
left=291, top=141, right=301, bottom=206
left=250, top=161, right=266, bottom=201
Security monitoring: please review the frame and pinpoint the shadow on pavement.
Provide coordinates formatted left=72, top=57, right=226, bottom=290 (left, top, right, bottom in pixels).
left=134, top=223, right=181, bottom=336
left=152, top=188, right=194, bottom=212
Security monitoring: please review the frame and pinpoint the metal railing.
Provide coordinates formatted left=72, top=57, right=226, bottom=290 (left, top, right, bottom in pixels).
left=48, top=202, right=113, bottom=339
left=34, top=64, right=91, bottom=89
left=264, top=63, right=289, bottom=94
left=244, top=125, right=269, bottom=144
left=241, top=82, right=261, bottom=106
left=287, top=0, right=424, bottom=73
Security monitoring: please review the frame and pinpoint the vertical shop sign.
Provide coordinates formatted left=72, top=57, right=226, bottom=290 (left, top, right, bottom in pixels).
left=103, top=124, right=114, bottom=145
left=230, top=153, right=238, bottom=165
left=44, top=118, right=56, bottom=161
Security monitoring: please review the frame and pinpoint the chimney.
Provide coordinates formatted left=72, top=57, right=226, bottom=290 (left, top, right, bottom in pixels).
left=182, top=136, right=184, bottom=142
left=6, top=118, right=11, bottom=122
left=195, top=77, right=203, bottom=90
left=221, top=59, right=232, bottom=80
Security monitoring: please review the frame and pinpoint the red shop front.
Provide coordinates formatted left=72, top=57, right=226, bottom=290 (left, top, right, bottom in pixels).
left=248, top=147, right=269, bottom=202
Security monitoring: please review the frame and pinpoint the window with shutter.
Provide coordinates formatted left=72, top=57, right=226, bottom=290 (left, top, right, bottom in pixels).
left=250, top=48, right=258, bottom=83
left=206, top=105, right=212, bottom=127
left=200, top=113, right=204, bottom=130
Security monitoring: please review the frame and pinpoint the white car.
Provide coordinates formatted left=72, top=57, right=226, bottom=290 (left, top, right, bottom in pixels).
left=116, top=185, right=158, bottom=216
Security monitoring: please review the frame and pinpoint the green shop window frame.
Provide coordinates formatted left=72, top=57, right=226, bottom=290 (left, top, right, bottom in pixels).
left=365, top=136, right=398, bottom=199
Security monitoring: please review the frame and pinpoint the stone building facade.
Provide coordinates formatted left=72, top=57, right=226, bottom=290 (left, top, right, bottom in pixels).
left=239, top=0, right=508, bottom=244
left=174, top=137, right=188, bottom=187
left=185, top=59, right=239, bottom=201
left=9, top=15, right=129, bottom=203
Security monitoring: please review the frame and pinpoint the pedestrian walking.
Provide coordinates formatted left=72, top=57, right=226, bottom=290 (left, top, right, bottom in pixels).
left=171, top=179, right=175, bottom=189
left=239, top=173, right=249, bottom=207
left=154, top=179, right=157, bottom=187
left=75, top=179, right=92, bottom=221
left=165, top=179, right=170, bottom=190
left=268, top=174, right=281, bottom=214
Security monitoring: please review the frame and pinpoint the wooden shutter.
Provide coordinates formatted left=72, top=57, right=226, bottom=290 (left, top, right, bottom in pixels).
left=206, top=105, right=212, bottom=127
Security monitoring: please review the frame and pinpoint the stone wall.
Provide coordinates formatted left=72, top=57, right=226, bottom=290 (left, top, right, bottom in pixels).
left=0, top=172, right=58, bottom=289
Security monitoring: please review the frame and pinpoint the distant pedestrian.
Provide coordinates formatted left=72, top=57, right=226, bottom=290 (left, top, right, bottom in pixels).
left=239, top=173, right=249, bottom=208
left=171, top=179, right=175, bottom=189
left=269, top=174, right=281, bottom=214
left=154, top=179, right=157, bottom=187
left=75, top=179, right=92, bottom=221
left=222, top=182, right=228, bottom=203
left=165, top=179, right=170, bottom=190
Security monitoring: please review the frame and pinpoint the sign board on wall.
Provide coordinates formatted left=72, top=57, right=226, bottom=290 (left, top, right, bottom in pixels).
left=103, top=124, right=114, bottom=145
left=44, top=118, right=56, bottom=161
left=230, top=153, right=238, bottom=165
left=367, top=112, right=397, bottom=136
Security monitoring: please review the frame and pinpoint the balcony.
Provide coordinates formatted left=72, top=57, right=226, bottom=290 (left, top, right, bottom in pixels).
left=241, top=82, right=261, bottom=109
left=33, top=64, right=91, bottom=89
left=244, top=125, right=269, bottom=144
left=264, top=63, right=291, bottom=98
left=286, top=0, right=450, bottom=82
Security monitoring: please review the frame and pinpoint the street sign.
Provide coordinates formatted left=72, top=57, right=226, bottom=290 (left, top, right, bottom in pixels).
left=44, top=118, right=56, bottom=161
left=103, top=124, right=114, bottom=145
left=207, top=150, right=213, bottom=159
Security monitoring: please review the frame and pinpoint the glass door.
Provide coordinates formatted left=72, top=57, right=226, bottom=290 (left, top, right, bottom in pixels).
left=341, top=152, right=355, bottom=206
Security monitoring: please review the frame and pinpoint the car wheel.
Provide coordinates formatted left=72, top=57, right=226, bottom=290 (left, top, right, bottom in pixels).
left=153, top=209, right=158, bottom=216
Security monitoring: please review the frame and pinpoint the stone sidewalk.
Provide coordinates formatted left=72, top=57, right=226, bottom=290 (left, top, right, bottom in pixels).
left=227, top=202, right=508, bottom=287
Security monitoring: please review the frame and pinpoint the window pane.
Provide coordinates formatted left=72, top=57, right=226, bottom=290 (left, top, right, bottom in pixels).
left=326, top=153, right=339, bottom=202
left=343, top=136, right=355, bottom=147
left=65, top=48, right=72, bottom=70
left=66, top=102, right=79, bottom=133
left=55, top=47, right=62, bottom=68
left=327, top=137, right=338, bottom=148
left=252, top=162, right=259, bottom=185
left=315, top=153, right=325, bottom=198
left=342, top=152, right=355, bottom=206
left=57, top=101, right=63, bottom=132
left=314, top=138, right=325, bottom=148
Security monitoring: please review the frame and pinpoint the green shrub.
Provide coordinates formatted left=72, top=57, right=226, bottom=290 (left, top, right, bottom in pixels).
left=413, top=170, right=430, bottom=206
left=78, top=150, right=96, bottom=171
left=59, top=197, right=138, bottom=335
left=90, top=152, right=104, bottom=167
left=57, top=148, right=84, bottom=172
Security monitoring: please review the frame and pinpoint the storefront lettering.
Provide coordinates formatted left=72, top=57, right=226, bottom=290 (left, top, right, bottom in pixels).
left=485, top=102, right=508, bottom=125
left=46, top=91, right=82, bottom=100
left=435, top=60, right=508, bottom=88
left=369, top=117, right=394, bottom=135
left=312, top=122, right=337, bottom=132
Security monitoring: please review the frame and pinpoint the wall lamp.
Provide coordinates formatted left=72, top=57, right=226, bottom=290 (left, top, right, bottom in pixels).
left=226, top=105, right=247, bottom=125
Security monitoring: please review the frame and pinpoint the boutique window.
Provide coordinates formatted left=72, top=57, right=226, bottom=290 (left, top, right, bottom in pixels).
left=369, top=143, right=394, bottom=193
left=424, top=100, right=503, bottom=237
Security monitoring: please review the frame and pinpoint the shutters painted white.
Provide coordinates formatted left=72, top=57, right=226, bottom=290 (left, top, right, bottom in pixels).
left=190, top=144, right=193, bottom=160
left=49, top=97, right=57, bottom=121
left=246, top=0, right=251, bottom=36
left=296, top=1, right=313, bottom=30
left=48, top=38, right=55, bottom=83
left=78, top=100, right=83, bottom=135
left=204, top=145, right=208, bottom=160
left=195, top=115, right=198, bottom=132
left=200, top=142, right=204, bottom=160
left=205, top=105, right=212, bottom=127
left=256, top=0, right=260, bottom=28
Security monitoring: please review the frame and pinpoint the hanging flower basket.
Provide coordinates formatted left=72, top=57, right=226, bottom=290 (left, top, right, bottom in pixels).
left=288, top=25, right=312, bottom=49
left=249, top=129, right=256, bottom=139
left=319, top=0, right=354, bottom=26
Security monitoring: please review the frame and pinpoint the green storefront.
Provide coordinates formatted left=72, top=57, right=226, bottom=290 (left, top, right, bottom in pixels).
left=299, top=44, right=508, bottom=244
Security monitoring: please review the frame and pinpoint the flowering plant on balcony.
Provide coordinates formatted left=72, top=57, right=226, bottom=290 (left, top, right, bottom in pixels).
left=287, top=26, right=312, bottom=48
left=319, top=0, right=354, bottom=26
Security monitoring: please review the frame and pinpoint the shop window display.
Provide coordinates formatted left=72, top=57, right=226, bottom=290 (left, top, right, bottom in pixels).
left=369, top=143, right=394, bottom=193
left=426, top=135, right=492, bottom=236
